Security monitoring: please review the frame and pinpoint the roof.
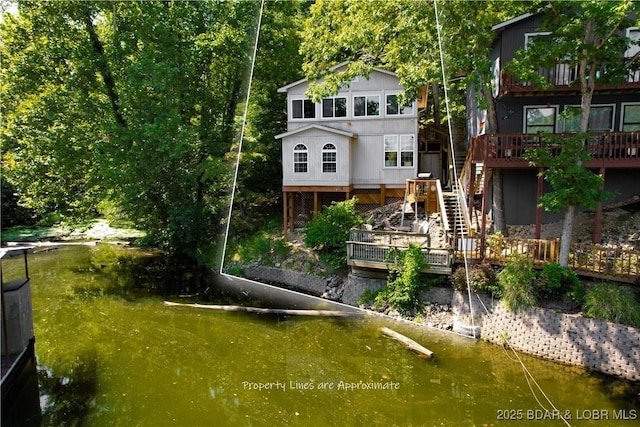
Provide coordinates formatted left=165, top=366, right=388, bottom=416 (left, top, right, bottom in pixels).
left=277, top=61, right=398, bottom=93
left=491, top=12, right=535, bottom=31
left=275, top=124, right=356, bottom=140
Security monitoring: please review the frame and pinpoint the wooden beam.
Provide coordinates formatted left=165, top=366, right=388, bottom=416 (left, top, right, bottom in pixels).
left=313, top=191, right=319, bottom=214
left=593, top=167, right=605, bottom=244
left=535, top=168, right=543, bottom=240
left=380, top=327, right=433, bottom=358
left=283, top=191, right=288, bottom=235
left=164, top=301, right=362, bottom=317
left=380, top=184, right=386, bottom=206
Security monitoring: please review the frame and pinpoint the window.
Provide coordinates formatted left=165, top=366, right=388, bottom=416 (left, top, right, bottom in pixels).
left=564, top=105, right=614, bottom=132
left=524, top=32, right=552, bottom=50
left=384, top=135, right=398, bottom=167
left=625, top=27, right=639, bottom=58
left=524, top=106, right=557, bottom=134
left=386, top=94, right=414, bottom=116
left=291, top=98, right=316, bottom=119
left=353, top=95, right=380, bottom=117
left=322, top=97, right=347, bottom=118
left=384, top=135, right=414, bottom=168
left=293, top=144, right=308, bottom=172
left=622, top=103, right=640, bottom=131
left=322, top=143, right=337, bottom=173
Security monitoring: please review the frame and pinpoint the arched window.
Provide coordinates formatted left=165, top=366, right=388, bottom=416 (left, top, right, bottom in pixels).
left=322, top=143, right=337, bottom=173
left=293, top=144, right=308, bottom=173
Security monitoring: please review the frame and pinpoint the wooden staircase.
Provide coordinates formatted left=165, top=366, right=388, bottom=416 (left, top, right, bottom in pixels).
left=442, top=189, right=471, bottom=239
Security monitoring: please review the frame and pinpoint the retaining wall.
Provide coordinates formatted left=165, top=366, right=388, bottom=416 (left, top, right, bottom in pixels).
left=481, top=304, right=640, bottom=381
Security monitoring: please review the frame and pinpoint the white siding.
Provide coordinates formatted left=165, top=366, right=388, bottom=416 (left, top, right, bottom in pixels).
left=279, top=67, right=418, bottom=188
left=282, top=129, right=352, bottom=187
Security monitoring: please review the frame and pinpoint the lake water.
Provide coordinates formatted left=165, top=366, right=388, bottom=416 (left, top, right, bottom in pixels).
left=3, top=244, right=639, bottom=426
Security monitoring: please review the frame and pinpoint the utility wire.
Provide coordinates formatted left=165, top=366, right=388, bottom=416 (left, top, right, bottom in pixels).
left=220, top=0, right=265, bottom=272
left=433, top=0, right=476, bottom=337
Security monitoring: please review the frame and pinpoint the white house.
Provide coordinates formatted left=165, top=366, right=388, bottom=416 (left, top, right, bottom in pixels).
left=276, top=62, right=429, bottom=233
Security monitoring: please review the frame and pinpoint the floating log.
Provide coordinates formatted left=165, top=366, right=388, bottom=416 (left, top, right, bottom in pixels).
left=380, top=326, right=434, bottom=358
left=163, top=301, right=361, bottom=317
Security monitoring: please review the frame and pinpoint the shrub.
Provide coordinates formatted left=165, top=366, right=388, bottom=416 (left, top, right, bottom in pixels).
left=537, top=262, right=583, bottom=301
left=451, top=263, right=500, bottom=296
left=498, top=255, right=538, bottom=311
left=304, top=198, right=364, bottom=269
left=584, top=283, right=640, bottom=327
left=237, top=234, right=291, bottom=266
left=375, top=244, right=431, bottom=314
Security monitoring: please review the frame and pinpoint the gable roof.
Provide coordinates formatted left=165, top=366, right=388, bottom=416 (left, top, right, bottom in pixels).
left=491, top=12, right=535, bottom=32
left=277, top=61, right=398, bottom=93
left=275, top=124, right=356, bottom=140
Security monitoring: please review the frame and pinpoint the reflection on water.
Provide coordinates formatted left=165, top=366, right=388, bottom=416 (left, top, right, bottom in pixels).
left=2, top=244, right=638, bottom=426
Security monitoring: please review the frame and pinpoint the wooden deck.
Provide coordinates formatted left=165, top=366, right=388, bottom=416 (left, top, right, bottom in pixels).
left=347, top=229, right=453, bottom=274
left=347, top=228, right=639, bottom=283
left=469, top=132, right=640, bottom=169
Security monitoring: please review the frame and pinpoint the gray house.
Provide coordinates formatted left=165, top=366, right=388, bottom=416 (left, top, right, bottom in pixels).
left=276, top=62, right=432, bottom=233
left=466, top=12, right=640, bottom=242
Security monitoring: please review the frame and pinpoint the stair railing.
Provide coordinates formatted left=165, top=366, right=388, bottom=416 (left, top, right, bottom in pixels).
left=455, top=184, right=473, bottom=237
left=435, top=180, right=450, bottom=244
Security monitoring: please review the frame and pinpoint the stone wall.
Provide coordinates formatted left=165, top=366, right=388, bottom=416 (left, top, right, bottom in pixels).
left=481, top=304, right=640, bottom=381
left=242, top=265, right=329, bottom=297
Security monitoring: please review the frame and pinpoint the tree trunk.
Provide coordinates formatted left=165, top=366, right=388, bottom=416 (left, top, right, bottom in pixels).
left=491, top=168, right=507, bottom=235
left=558, top=204, right=575, bottom=267
left=481, top=86, right=507, bottom=235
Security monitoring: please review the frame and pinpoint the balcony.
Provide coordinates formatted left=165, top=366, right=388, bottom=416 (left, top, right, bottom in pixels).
left=469, top=132, right=640, bottom=169
left=501, top=63, right=640, bottom=96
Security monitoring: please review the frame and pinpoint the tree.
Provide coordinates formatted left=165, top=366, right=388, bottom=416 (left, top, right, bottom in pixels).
left=1, top=1, right=263, bottom=265
left=511, top=0, right=639, bottom=266
left=230, top=0, right=310, bottom=239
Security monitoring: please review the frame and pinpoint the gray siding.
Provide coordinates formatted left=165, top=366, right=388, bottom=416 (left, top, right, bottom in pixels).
left=502, top=169, right=640, bottom=225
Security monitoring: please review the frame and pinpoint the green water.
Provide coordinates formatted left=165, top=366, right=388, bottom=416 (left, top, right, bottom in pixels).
left=3, top=245, right=639, bottom=426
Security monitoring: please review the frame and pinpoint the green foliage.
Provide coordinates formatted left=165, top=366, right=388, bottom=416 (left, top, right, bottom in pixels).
left=584, top=283, right=640, bottom=327
left=498, top=255, right=538, bottom=312
left=375, top=244, right=430, bottom=314
left=0, top=0, right=286, bottom=267
left=537, top=262, right=583, bottom=301
left=452, top=263, right=501, bottom=296
left=303, top=198, right=364, bottom=269
left=358, top=288, right=382, bottom=306
left=525, top=134, right=612, bottom=213
left=300, top=1, right=530, bottom=125
left=237, top=233, right=291, bottom=267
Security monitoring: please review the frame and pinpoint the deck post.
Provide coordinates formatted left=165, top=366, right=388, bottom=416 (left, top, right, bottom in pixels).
left=592, top=167, right=605, bottom=244
left=535, top=168, right=543, bottom=239
left=283, top=190, right=288, bottom=235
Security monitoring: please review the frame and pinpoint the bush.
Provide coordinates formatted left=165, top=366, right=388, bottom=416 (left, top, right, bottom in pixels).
left=451, top=263, right=500, bottom=296
left=584, top=283, right=640, bottom=327
left=498, top=255, right=538, bottom=311
left=237, top=233, right=291, bottom=266
left=375, top=244, right=431, bottom=314
left=304, top=198, right=364, bottom=269
left=537, top=262, right=583, bottom=301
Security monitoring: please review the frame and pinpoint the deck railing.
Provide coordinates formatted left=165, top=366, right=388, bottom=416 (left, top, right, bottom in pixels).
left=470, top=132, right=640, bottom=165
left=347, top=228, right=453, bottom=273
left=456, top=235, right=639, bottom=283
left=346, top=229, right=639, bottom=283
left=501, top=63, right=640, bottom=94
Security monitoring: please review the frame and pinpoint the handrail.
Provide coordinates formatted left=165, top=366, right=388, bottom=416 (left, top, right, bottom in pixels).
left=435, top=179, right=450, bottom=233
left=455, top=184, right=473, bottom=237
left=471, top=132, right=640, bottom=164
